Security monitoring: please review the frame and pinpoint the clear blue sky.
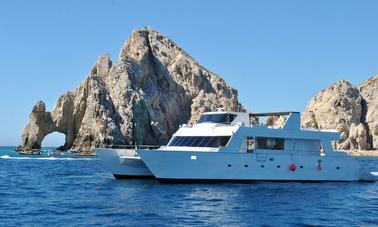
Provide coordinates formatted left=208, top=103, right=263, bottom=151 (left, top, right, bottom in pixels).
left=1, top=0, right=377, bottom=146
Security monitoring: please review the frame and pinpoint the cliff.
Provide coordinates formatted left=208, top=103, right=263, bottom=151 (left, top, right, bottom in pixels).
left=21, top=28, right=243, bottom=150
left=302, top=76, right=378, bottom=150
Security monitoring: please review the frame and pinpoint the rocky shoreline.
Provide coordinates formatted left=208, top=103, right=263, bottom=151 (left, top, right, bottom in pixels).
left=344, top=150, right=378, bottom=157
left=302, top=77, right=378, bottom=151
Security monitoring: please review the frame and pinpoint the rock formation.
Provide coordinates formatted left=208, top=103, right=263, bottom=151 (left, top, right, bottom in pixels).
left=302, top=76, right=378, bottom=150
left=359, top=76, right=378, bottom=149
left=22, top=27, right=243, bottom=150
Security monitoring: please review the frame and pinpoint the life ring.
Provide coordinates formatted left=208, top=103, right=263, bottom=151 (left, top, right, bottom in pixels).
left=289, top=164, right=297, bottom=171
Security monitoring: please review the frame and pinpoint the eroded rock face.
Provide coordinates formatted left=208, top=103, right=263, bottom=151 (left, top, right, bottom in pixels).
left=360, top=76, right=378, bottom=149
left=302, top=77, right=378, bottom=150
left=22, top=101, right=54, bottom=149
left=21, top=28, right=243, bottom=150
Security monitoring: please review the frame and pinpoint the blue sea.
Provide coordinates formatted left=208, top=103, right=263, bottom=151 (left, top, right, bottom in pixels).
left=0, top=146, right=377, bottom=226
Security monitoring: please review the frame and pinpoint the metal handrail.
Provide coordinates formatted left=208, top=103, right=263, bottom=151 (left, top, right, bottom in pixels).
left=98, top=144, right=161, bottom=150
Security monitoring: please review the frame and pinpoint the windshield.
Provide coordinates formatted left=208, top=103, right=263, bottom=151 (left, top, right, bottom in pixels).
left=168, top=136, right=231, bottom=147
left=197, top=114, right=236, bottom=124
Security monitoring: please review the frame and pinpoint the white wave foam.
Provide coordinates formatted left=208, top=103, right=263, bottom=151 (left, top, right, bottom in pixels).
left=0, top=155, right=98, bottom=161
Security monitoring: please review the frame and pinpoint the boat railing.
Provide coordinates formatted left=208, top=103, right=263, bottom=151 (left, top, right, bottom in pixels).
left=99, top=145, right=161, bottom=150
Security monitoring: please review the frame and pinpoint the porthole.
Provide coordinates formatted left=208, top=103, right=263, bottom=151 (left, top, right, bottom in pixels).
left=244, top=164, right=248, bottom=168
left=261, top=165, right=265, bottom=168
left=277, top=165, right=281, bottom=168
left=336, top=167, right=340, bottom=170
left=300, top=166, right=303, bottom=169
left=228, top=164, right=232, bottom=167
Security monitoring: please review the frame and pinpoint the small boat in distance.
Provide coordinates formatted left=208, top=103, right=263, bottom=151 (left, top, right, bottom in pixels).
left=17, top=149, right=42, bottom=155
left=74, top=149, right=97, bottom=156
left=96, top=110, right=376, bottom=182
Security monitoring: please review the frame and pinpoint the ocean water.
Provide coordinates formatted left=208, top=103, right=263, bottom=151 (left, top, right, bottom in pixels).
left=0, top=146, right=377, bottom=226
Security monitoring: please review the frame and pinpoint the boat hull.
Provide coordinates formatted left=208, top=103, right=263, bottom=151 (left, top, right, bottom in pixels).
left=94, top=148, right=154, bottom=179
left=138, top=150, right=374, bottom=183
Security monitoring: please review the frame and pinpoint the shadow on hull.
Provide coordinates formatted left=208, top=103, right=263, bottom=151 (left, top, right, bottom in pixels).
left=113, top=174, right=155, bottom=180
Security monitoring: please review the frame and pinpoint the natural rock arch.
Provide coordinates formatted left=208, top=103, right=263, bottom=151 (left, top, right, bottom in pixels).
left=21, top=101, right=79, bottom=150
left=42, top=131, right=67, bottom=149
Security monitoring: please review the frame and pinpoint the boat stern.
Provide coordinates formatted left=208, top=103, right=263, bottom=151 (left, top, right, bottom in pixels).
left=94, top=148, right=154, bottom=179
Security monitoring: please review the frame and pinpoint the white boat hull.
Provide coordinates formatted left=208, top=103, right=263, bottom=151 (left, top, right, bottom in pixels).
left=95, top=148, right=154, bottom=179
left=138, top=150, right=374, bottom=183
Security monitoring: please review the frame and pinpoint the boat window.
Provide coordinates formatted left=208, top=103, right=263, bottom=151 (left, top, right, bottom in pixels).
left=188, top=137, right=198, bottom=146
left=246, top=137, right=255, bottom=153
left=198, top=137, right=212, bottom=147
left=168, top=136, right=231, bottom=147
left=222, top=136, right=230, bottom=146
left=256, top=137, right=284, bottom=150
left=169, top=137, right=185, bottom=146
left=174, top=137, right=186, bottom=146
left=190, top=137, right=202, bottom=146
left=204, top=137, right=216, bottom=147
left=169, top=137, right=178, bottom=146
left=181, top=137, right=190, bottom=146
left=179, top=137, right=191, bottom=146
left=212, top=136, right=229, bottom=147
left=197, top=114, right=237, bottom=124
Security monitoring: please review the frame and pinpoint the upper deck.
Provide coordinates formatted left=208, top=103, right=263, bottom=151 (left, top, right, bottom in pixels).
left=162, top=110, right=340, bottom=154
left=177, top=110, right=338, bottom=137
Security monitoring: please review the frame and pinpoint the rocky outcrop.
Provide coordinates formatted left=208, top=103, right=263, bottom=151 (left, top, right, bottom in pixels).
left=22, top=28, right=243, bottom=150
left=359, top=76, right=378, bottom=149
left=302, top=76, right=378, bottom=150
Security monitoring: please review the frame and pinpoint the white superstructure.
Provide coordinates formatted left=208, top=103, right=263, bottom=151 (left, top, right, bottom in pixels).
left=96, top=110, right=375, bottom=182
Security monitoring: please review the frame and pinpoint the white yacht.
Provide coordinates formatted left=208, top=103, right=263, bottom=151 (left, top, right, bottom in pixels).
left=96, top=110, right=375, bottom=182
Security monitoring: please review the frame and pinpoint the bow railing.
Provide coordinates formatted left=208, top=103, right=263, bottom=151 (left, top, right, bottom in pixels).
left=98, top=144, right=161, bottom=150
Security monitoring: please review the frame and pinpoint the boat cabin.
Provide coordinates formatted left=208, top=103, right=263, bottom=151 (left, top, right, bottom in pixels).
left=164, top=111, right=340, bottom=156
